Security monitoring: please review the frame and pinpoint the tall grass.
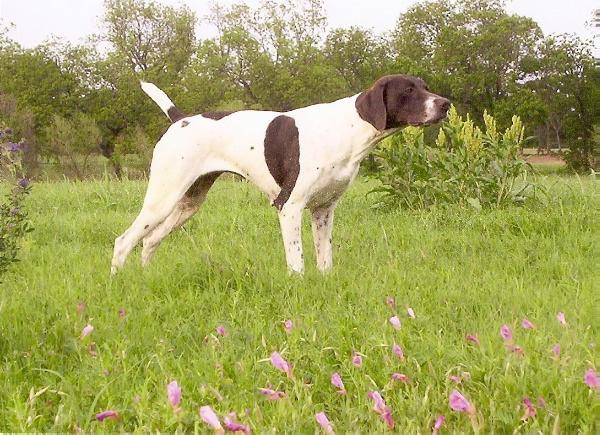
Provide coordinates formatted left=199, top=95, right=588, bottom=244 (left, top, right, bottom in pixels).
left=0, top=176, right=598, bottom=432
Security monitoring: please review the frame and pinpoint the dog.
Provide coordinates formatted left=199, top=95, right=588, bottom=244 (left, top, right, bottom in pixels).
left=111, top=75, right=450, bottom=274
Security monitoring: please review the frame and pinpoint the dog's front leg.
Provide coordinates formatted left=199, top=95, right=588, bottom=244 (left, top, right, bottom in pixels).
left=277, top=203, right=304, bottom=274
left=310, top=202, right=337, bottom=272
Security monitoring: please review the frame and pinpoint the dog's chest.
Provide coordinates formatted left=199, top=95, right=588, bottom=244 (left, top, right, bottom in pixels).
left=306, top=163, right=359, bottom=209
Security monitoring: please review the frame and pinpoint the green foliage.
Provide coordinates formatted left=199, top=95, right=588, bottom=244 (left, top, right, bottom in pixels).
left=0, top=0, right=598, bottom=178
left=528, top=35, right=599, bottom=169
left=370, top=107, right=532, bottom=209
left=324, top=27, right=390, bottom=93
left=0, top=128, right=33, bottom=279
left=196, top=0, right=345, bottom=111
left=392, top=0, right=543, bottom=118
left=102, top=0, right=196, bottom=76
left=44, top=113, right=102, bottom=179
left=566, top=124, right=600, bottom=172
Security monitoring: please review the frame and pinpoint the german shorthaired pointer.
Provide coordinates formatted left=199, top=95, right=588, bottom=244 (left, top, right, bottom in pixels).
left=111, top=75, right=450, bottom=274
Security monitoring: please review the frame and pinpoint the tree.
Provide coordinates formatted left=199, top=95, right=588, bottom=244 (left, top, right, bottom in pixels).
left=101, top=0, right=196, bottom=79
left=324, top=27, right=392, bottom=93
left=392, top=0, right=543, bottom=122
left=0, top=45, right=79, bottom=134
left=0, top=41, right=82, bottom=175
left=194, top=0, right=346, bottom=111
left=44, top=113, right=102, bottom=179
left=526, top=35, right=600, bottom=168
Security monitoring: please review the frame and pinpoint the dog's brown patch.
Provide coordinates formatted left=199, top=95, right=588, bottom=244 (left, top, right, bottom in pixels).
left=202, top=111, right=235, bottom=120
left=264, top=115, right=300, bottom=210
left=167, top=106, right=186, bottom=123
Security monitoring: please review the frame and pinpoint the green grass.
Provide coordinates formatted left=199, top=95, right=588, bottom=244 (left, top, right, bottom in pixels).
left=0, top=176, right=599, bottom=432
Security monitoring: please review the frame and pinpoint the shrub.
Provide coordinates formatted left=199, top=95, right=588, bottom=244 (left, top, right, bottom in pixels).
left=44, top=112, right=102, bottom=179
left=368, top=107, right=533, bottom=210
left=565, top=125, right=600, bottom=173
left=0, top=127, right=33, bottom=278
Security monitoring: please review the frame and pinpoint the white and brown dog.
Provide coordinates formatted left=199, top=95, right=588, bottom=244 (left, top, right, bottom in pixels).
left=111, top=75, right=450, bottom=274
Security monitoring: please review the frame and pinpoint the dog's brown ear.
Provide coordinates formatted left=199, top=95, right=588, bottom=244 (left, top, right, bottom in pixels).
left=355, top=81, right=387, bottom=131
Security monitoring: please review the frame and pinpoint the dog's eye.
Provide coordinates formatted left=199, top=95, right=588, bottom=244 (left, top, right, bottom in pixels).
left=405, top=87, right=414, bottom=94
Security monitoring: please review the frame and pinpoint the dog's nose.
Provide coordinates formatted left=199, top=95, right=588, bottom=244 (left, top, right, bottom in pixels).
left=436, top=98, right=451, bottom=113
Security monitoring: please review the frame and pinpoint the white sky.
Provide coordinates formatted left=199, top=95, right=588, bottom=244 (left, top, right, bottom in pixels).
left=0, top=0, right=598, bottom=49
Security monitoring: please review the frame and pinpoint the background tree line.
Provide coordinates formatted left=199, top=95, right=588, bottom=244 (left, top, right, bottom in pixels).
left=0, top=0, right=598, bottom=179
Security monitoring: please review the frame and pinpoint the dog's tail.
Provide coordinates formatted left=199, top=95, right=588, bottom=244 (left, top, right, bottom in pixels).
left=140, top=81, right=185, bottom=122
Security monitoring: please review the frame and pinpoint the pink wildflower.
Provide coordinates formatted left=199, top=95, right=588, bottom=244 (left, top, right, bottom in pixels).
left=167, top=380, right=181, bottom=410
left=521, top=319, right=534, bottom=329
left=391, top=373, right=410, bottom=383
left=368, top=391, right=386, bottom=413
left=80, top=324, right=94, bottom=340
left=258, top=388, right=286, bottom=400
left=392, top=343, right=405, bottom=360
left=449, top=390, right=475, bottom=414
left=315, top=411, right=335, bottom=434
left=351, top=353, right=363, bottom=367
left=95, top=410, right=119, bottom=421
left=331, top=372, right=346, bottom=394
left=432, top=415, right=445, bottom=435
left=556, top=312, right=567, bottom=326
left=270, top=351, right=293, bottom=378
left=200, top=406, right=223, bottom=431
left=465, top=334, right=480, bottom=346
left=521, top=397, right=537, bottom=420
left=381, top=409, right=395, bottom=430
left=76, top=302, right=86, bottom=315
left=584, top=368, right=600, bottom=391
left=223, top=413, right=250, bottom=433
left=500, top=324, right=513, bottom=342
left=216, top=325, right=227, bottom=336
left=407, top=307, right=416, bottom=319
left=283, top=319, right=293, bottom=333
left=389, top=316, right=401, bottom=330
left=551, top=343, right=561, bottom=360
left=367, top=391, right=394, bottom=429
left=449, top=375, right=462, bottom=384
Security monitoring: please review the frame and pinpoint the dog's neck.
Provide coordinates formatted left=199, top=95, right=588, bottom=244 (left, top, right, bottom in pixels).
left=348, top=92, right=400, bottom=163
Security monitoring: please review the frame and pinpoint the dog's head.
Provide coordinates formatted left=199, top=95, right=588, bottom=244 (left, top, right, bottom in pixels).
left=355, top=75, right=450, bottom=131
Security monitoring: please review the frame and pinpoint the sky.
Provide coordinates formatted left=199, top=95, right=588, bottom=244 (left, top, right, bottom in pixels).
left=0, top=0, right=598, bottom=49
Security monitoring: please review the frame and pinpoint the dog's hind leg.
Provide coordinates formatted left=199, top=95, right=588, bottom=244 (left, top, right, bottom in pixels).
left=111, top=142, right=205, bottom=274
left=310, top=202, right=337, bottom=272
left=141, top=172, right=221, bottom=266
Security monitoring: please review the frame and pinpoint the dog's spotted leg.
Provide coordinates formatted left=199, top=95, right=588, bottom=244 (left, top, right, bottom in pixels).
left=140, top=200, right=194, bottom=266
left=277, top=203, right=304, bottom=274
left=111, top=148, right=203, bottom=274
left=310, top=203, right=336, bottom=272
left=141, top=172, right=220, bottom=266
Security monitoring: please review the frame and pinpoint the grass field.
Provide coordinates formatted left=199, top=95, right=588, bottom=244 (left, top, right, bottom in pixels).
left=0, top=175, right=599, bottom=432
